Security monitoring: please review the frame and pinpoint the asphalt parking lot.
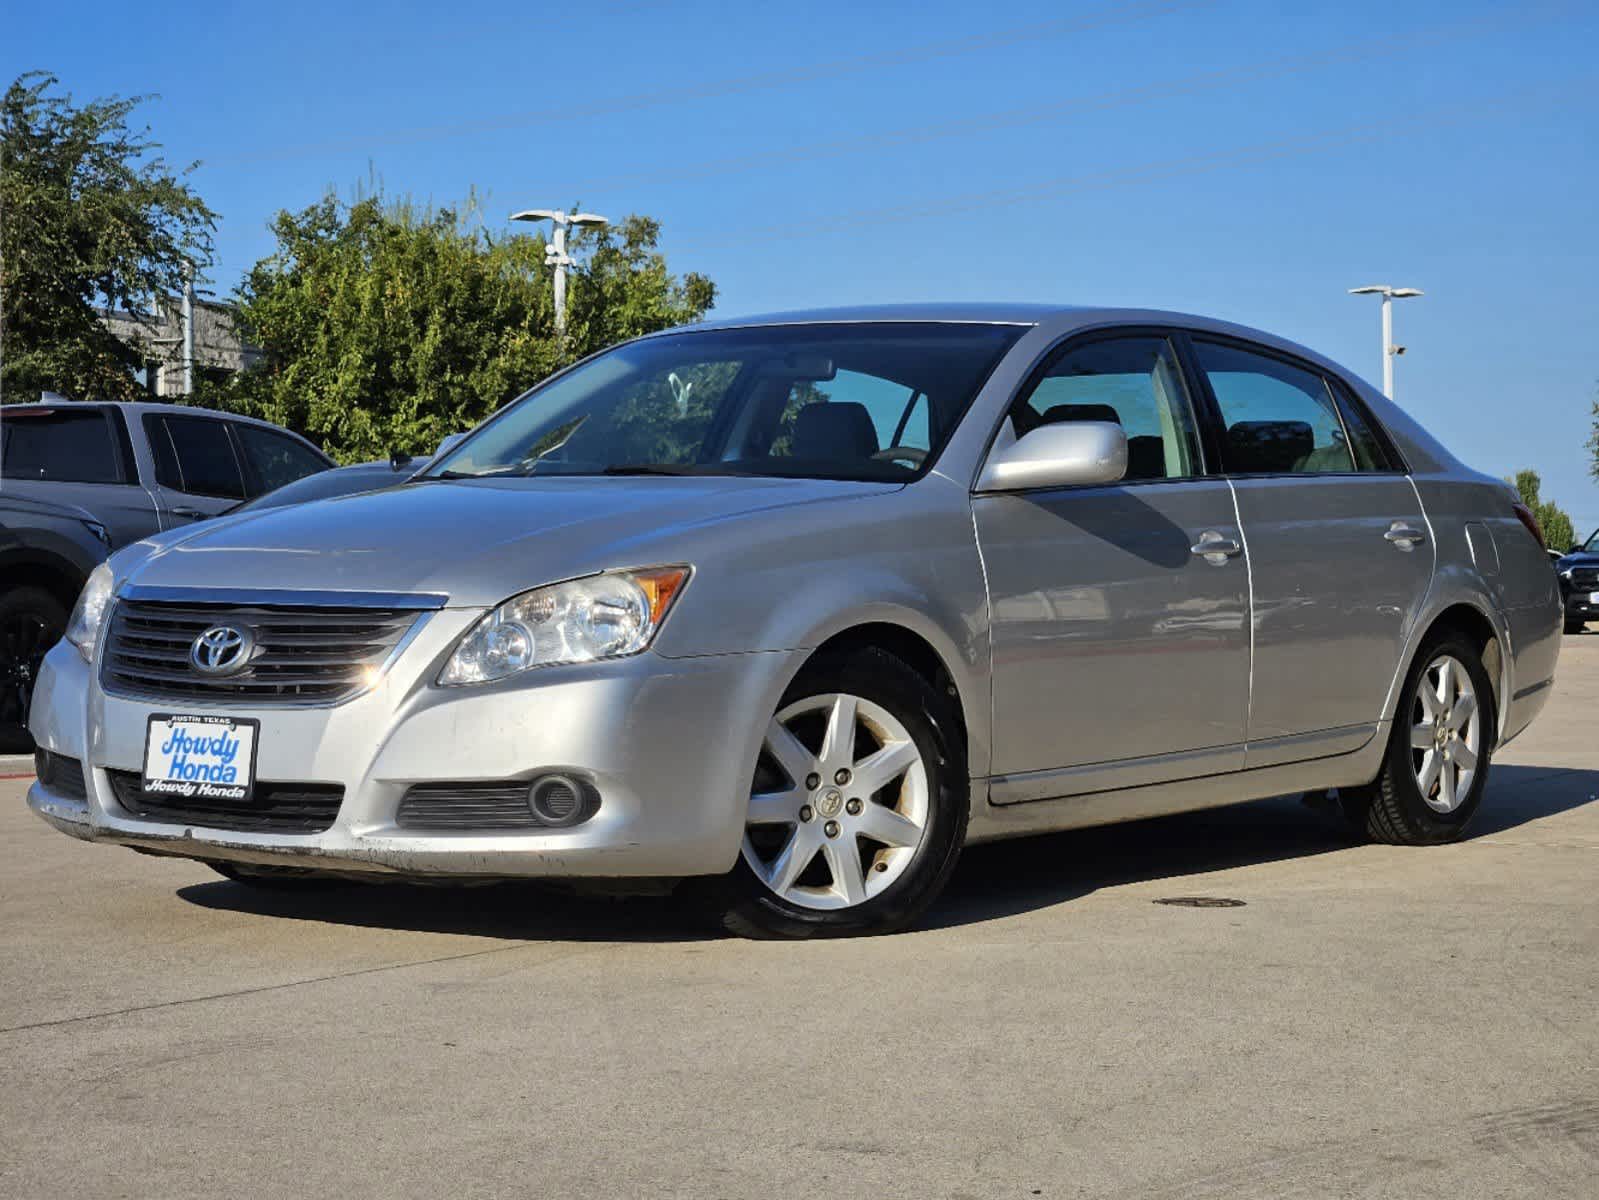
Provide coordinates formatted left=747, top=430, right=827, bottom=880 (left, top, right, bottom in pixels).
left=1, top=636, right=1595, bottom=1199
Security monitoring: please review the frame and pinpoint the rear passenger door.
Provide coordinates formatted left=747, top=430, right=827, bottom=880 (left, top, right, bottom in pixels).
left=1189, top=337, right=1433, bottom=765
left=142, top=413, right=248, bottom=525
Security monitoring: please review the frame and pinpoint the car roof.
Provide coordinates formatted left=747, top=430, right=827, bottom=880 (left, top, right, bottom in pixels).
left=0, top=399, right=330, bottom=454
left=1, top=399, right=269, bottom=424
left=655, top=302, right=1378, bottom=395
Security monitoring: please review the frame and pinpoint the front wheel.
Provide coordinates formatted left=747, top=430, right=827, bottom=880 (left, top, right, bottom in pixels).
left=0, top=586, right=69, bottom=754
left=1342, top=632, right=1496, bottom=845
left=1565, top=616, right=1586, bottom=635
left=713, top=648, right=968, bottom=938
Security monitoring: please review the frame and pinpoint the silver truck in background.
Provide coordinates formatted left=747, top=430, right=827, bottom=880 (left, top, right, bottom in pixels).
left=1, top=400, right=332, bottom=748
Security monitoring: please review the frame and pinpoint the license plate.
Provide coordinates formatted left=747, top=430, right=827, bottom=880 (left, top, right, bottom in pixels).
left=142, top=715, right=259, bottom=802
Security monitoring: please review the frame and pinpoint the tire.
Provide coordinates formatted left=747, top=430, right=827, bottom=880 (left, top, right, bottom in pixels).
left=709, top=647, right=968, bottom=939
left=1565, top=616, right=1586, bottom=635
left=207, top=862, right=346, bottom=890
left=1341, top=631, right=1496, bottom=846
left=0, top=586, right=70, bottom=755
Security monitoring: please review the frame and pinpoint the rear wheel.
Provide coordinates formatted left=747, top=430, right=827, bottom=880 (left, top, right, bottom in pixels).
left=0, top=586, right=69, bottom=755
left=713, top=648, right=968, bottom=938
left=1342, top=632, right=1495, bottom=845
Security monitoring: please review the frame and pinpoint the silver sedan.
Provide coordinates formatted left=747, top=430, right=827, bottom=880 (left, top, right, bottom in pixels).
left=27, top=304, right=1563, bottom=936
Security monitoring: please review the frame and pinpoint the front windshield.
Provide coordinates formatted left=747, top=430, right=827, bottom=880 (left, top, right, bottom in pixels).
left=425, top=322, right=1023, bottom=483
left=1585, top=529, right=1599, bottom=553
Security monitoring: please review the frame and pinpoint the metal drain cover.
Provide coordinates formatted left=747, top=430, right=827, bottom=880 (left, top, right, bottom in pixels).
left=1154, top=896, right=1246, bottom=908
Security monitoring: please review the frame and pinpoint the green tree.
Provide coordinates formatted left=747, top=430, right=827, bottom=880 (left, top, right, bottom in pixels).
left=209, top=189, right=715, bottom=463
left=0, top=72, right=215, bottom=401
left=1511, top=468, right=1576, bottom=553
left=1588, top=388, right=1598, bottom=483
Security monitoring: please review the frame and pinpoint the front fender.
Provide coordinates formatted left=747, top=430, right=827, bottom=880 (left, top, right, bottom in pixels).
left=651, top=476, right=993, bottom=774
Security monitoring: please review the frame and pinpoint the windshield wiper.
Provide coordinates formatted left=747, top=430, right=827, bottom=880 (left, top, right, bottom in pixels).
left=599, top=464, right=715, bottom=476
left=422, top=467, right=522, bottom=481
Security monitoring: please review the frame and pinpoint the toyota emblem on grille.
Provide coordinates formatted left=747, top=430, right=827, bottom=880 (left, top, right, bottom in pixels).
left=190, top=625, right=254, bottom=676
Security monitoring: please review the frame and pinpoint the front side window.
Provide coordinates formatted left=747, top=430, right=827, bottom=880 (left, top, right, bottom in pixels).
left=148, top=415, right=246, bottom=498
left=427, top=323, right=1023, bottom=483
left=233, top=424, right=330, bottom=496
left=1011, top=335, right=1203, bottom=481
left=1196, top=341, right=1386, bottom=474
left=0, top=409, right=123, bottom=483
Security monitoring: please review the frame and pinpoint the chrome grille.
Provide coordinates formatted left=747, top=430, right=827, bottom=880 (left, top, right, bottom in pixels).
left=102, top=598, right=425, bottom=705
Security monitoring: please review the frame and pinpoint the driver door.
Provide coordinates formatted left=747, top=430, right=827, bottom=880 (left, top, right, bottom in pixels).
left=974, top=331, right=1252, bottom=802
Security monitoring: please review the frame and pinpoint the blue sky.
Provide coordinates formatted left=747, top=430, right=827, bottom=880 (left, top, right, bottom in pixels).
left=10, top=0, right=1598, bottom=534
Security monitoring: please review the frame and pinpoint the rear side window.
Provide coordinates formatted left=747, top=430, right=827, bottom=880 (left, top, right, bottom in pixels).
left=146, top=415, right=246, bottom=499
left=1194, top=341, right=1390, bottom=474
left=1011, top=335, right=1203, bottom=481
left=0, top=408, right=125, bottom=483
left=233, top=423, right=329, bottom=496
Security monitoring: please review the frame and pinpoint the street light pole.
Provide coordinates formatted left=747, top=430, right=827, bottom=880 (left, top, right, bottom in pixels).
left=180, top=262, right=195, bottom=395
left=1348, top=284, right=1423, bottom=399
left=509, top=209, right=610, bottom=337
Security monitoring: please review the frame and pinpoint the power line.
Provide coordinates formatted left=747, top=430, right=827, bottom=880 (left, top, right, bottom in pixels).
left=206, top=0, right=1212, bottom=166
left=667, top=78, right=1597, bottom=250
left=559, top=1, right=1570, bottom=192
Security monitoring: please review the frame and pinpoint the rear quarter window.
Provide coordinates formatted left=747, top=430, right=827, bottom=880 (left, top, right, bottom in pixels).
left=0, top=408, right=126, bottom=483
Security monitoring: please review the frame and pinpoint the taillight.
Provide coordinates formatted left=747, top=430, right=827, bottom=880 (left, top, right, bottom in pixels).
left=1512, top=501, right=1546, bottom=550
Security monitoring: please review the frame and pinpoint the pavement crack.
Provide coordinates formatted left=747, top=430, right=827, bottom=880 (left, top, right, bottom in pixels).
left=0, top=940, right=576, bottom=1038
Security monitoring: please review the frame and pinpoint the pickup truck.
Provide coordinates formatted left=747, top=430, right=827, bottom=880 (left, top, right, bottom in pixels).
left=1, top=400, right=332, bottom=748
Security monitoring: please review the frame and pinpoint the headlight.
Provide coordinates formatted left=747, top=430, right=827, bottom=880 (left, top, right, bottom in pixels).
left=65, top=562, right=115, bottom=663
left=439, top=566, right=690, bottom=686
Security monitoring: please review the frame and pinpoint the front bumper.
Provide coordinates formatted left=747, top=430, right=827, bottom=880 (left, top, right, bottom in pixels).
left=1562, top=590, right=1596, bottom=623
left=26, top=617, right=803, bottom=879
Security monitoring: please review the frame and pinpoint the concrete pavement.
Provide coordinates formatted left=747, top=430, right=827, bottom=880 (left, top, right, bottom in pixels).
left=2, top=637, right=1595, bottom=1198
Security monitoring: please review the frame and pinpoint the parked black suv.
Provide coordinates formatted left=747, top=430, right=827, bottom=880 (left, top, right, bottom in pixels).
left=0, top=400, right=331, bottom=748
left=1556, top=528, right=1599, bottom=634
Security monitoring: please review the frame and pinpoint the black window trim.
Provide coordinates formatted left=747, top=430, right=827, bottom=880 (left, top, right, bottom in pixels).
left=978, top=323, right=1219, bottom=493
left=1183, top=331, right=1411, bottom=479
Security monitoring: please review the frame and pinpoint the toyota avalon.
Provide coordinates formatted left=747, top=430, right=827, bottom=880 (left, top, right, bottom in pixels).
left=26, top=305, right=1563, bottom=937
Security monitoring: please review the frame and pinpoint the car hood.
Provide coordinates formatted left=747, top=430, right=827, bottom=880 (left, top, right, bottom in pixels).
left=1558, top=551, right=1599, bottom=570
left=119, top=475, right=898, bottom=608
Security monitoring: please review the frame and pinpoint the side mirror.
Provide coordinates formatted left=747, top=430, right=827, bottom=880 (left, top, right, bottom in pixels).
left=976, top=421, right=1128, bottom=492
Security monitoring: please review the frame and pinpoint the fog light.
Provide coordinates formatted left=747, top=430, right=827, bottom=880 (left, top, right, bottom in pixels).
left=528, top=774, right=595, bottom=827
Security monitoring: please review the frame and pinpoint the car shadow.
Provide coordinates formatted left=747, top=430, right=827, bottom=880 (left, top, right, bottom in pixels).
left=176, top=876, right=717, bottom=943
left=926, top=762, right=1599, bottom=930
left=176, top=762, right=1598, bottom=940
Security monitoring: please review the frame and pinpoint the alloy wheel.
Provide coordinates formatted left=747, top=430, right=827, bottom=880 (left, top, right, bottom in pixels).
left=742, top=692, right=930, bottom=910
left=1408, top=653, right=1482, bottom=814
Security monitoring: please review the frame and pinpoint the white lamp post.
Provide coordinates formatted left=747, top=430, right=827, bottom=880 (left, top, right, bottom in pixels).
left=1348, top=284, right=1423, bottom=399
left=510, top=209, right=609, bottom=336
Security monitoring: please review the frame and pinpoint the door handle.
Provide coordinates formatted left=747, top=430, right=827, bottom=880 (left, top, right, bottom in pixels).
left=1190, top=531, right=1242, bottom=564
left=1384, top=523, right=1426, bottom=549
left=169, top=507, right=207, bottom=520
